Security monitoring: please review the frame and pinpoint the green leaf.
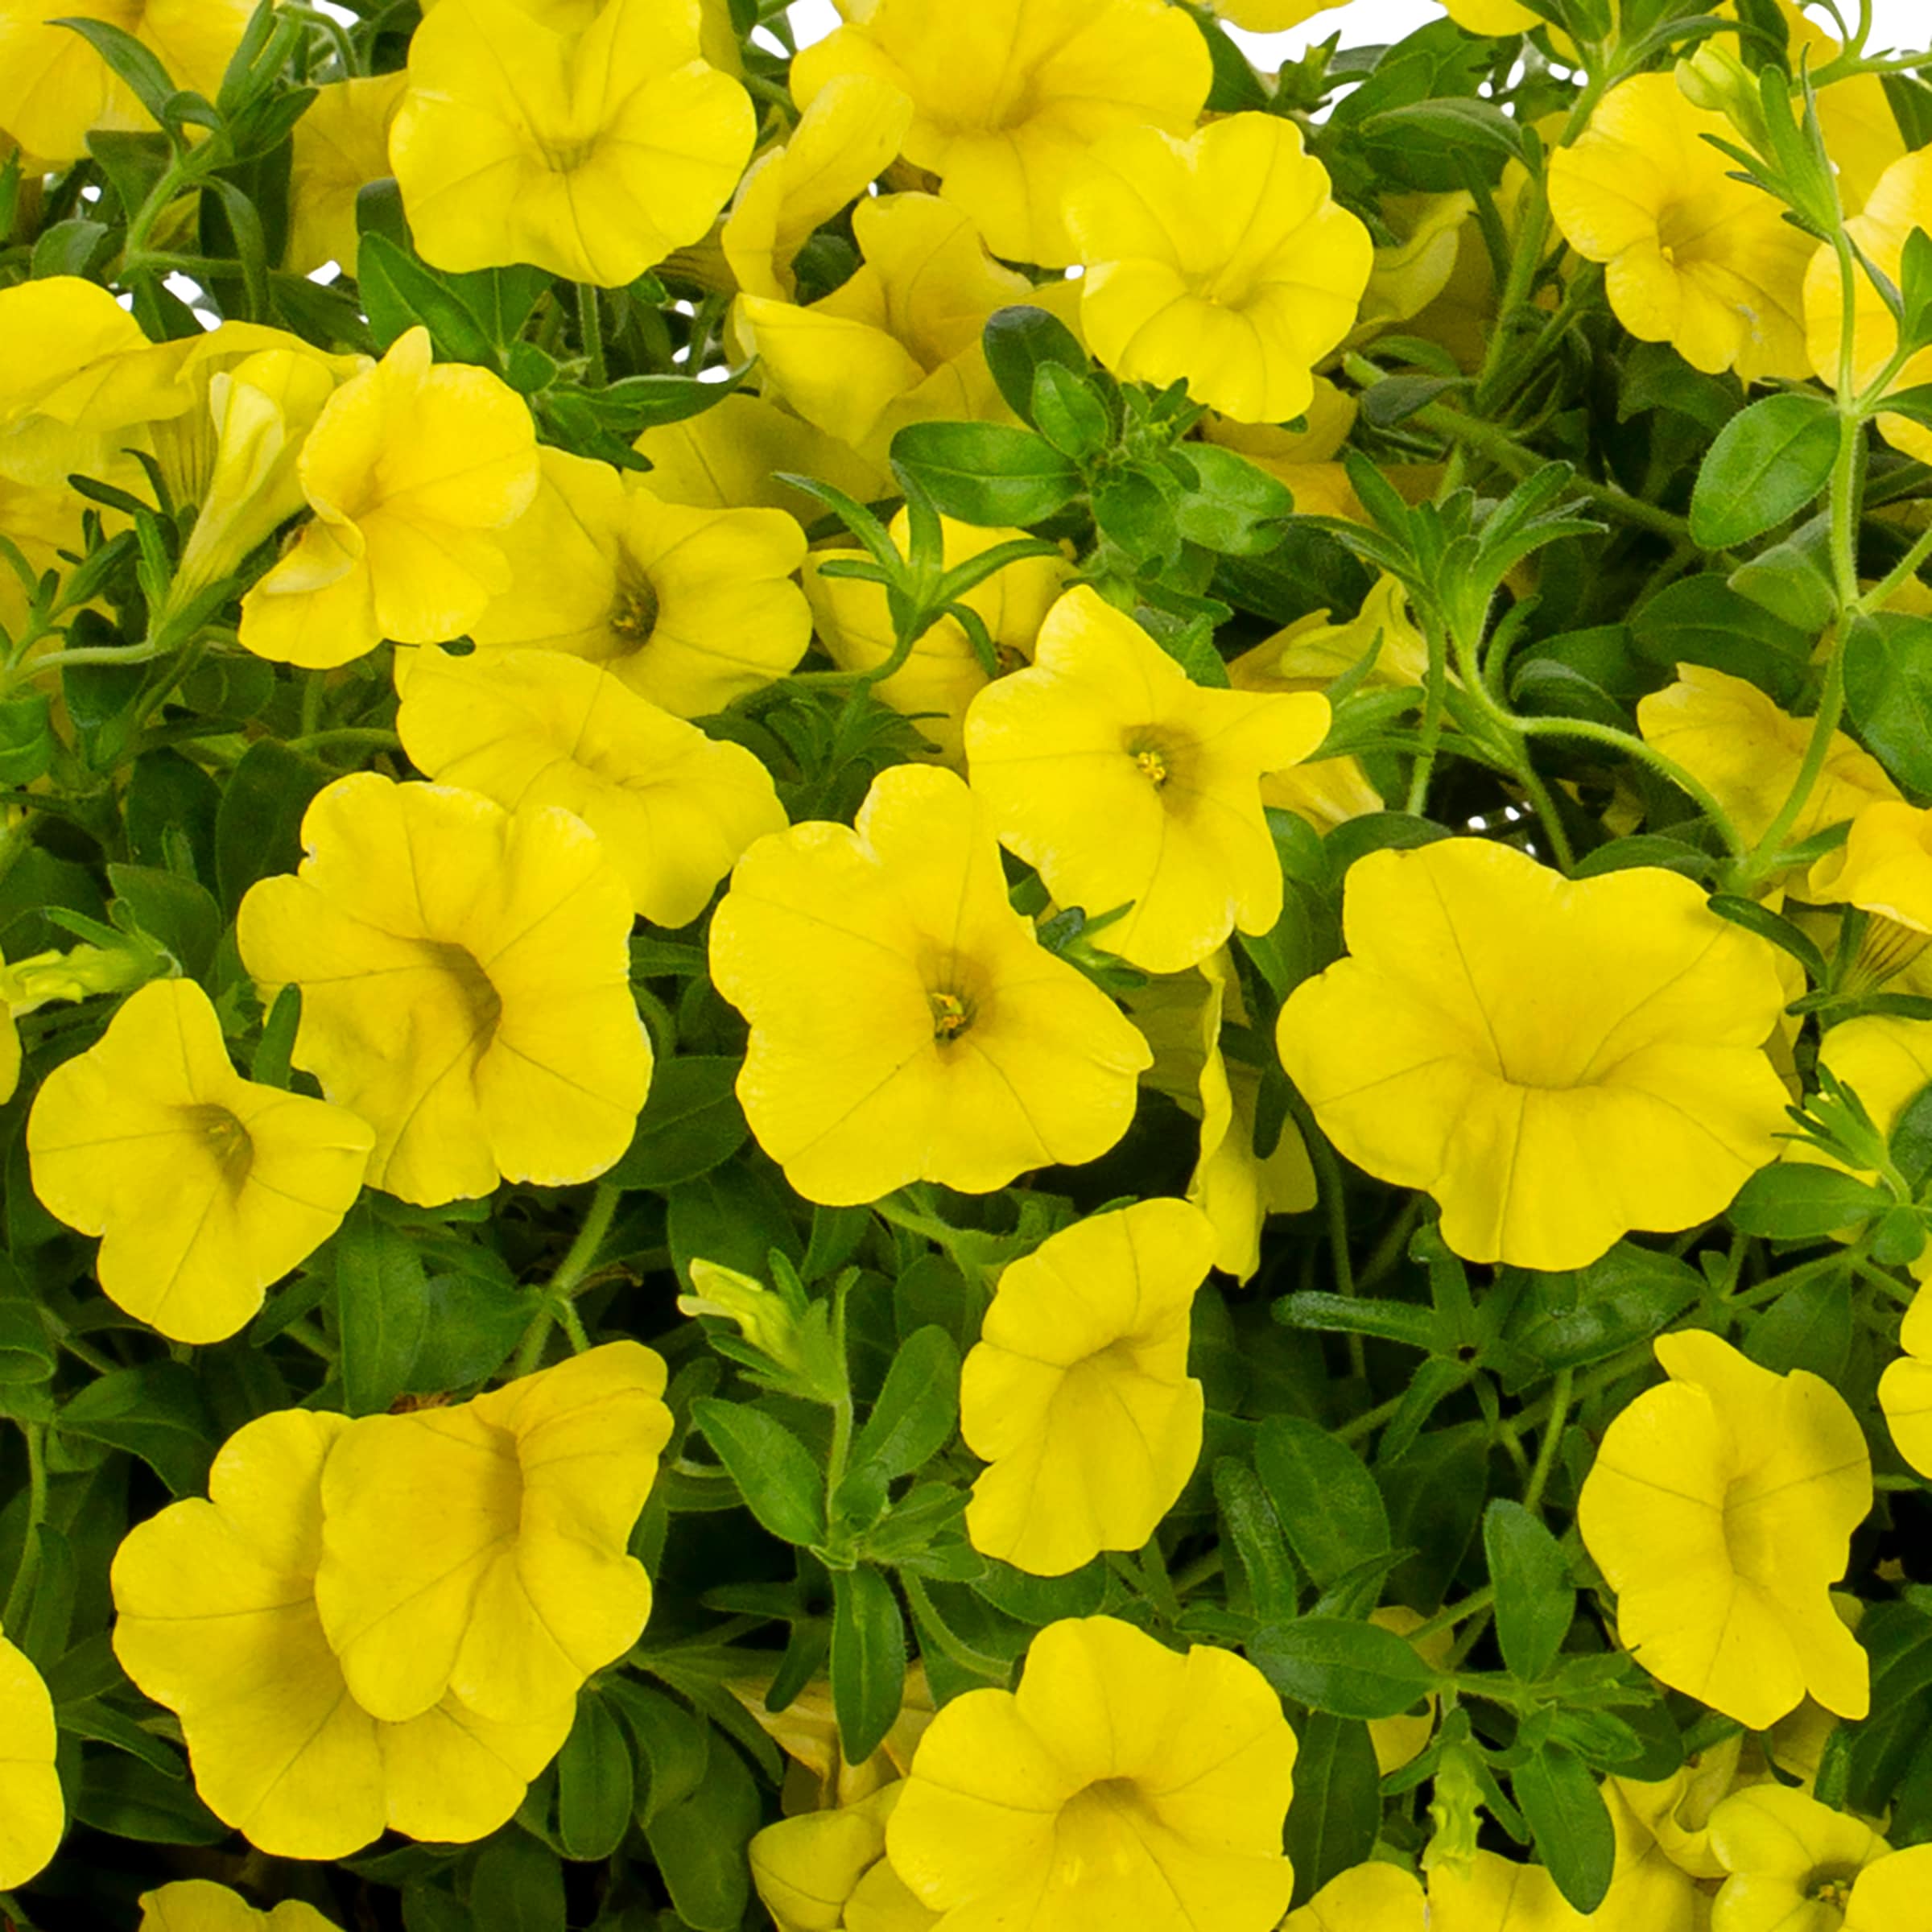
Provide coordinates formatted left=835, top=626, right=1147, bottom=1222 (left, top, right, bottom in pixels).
left=982, top=304, right=1090, bottom=424
left=556, top=1693, right=636, bottom=1864
left=1726, top=1165, right=1889, bottom=1241
left=469, top=1831, right=566, bottom=1932
left=1846, top=612, right=1932, bottom=793
left=890, top=422, right=1083, bottom=527
left=1484, top=1501, right=1574, bottom=1682
left=1250, top=1616, right=1439, bottom=1719
left=1253, top=1415, right=1390, bottom=1589
left=1630, top=575, right=1813, bottom=705
left=214, top=739, right=327, bottom=914
left=60, top=1362, right=214, bottom=1496
left=831, top=1563, right=906, bottom=1764
left=1707, top=894, right=1830, bottom=985
left=407, top=1265, right=532, bottom=1393
left=73, top=1752, right=229, bottom=1844
left=642, top=1734, right=761, bottom=1932
left=0, top=1290, right=55, bottom=1388
left=124, top=748, right=220, bottom=881
left=606, top=1682, right=709, bottom=1824
left=1172, top=444, right=1295, bottom=557
left=1282, top=1714, right=1382, bottom=1909
left=0, top=693, right=53, bottom=786
left=1891, top=1080, right=1932, bottom=1187
left=605, top=1057, right=748, bottom=1191
left=1690, top=392, right=1841, bottom=549
left=691, top=1398, right=826, bottom=1546
left=335, top=1201, right=431, bottom=1417
left=107, top=863, right=221, bottom=980
left=356, top=231, right=499, bottom=365
left=1212, top=1459, right=1298, bottom=1622
left=1273, top=1291, right=1440, bottom=1352
left=1361, top=96, right=1525, bottom=164
left=52, top=14, right=178, bottom=124
left=851, top=1324, right=960, bottom=1480
left=1745, top=1272, right=1853, bottom=1381
left=1514, top=1742, right=1616, bottom=1914
left=1030, top=362, right=1111, bottom=461
left=1501, top=1245, right=1703, bottom=1388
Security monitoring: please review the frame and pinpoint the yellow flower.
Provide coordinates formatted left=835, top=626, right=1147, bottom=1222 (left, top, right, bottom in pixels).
left=0, top=0, right=251, bottom=162
left=1805, top=151, right=1932, bottom=465
left=1229, top=574, right=1430, bottom=694
left=1577, top=1330, right=1872, bottom=1730
left=752, top=1784, right=939, bottom=1932
left=1356, top=192, right=1476, bottom=341
left=1065, top=114, right=1373, bottom=427
left=730, top=1667, right=935, bottom=1814
left=709, top=764, right=1151, bottom=1205
left=1706, top=1785, right=1889, bottom=1930
left=238, top=328, right=539, bottom=669
left=1278, top=839, right=1790, bottom=1270
left=1637, top=665, right=1901, bottom=849
left=1614, top=1732, right=1748, bottom=1880
left=964, top=585, right=1331, bottom=974
left=961, top=1199, right=1212, bottom=1577
left=1282, top=1861, right=1426, bottom=1932
left=27, top=980, right=373, bottom=1346
left=634, top=391, right=890, bottom=524
left=803, top=509, right=1071, bottom=766
left=887, top=1616, right=1297, bottom=1932
left=0, top=1627, right=60, bottom=1892
left=236, top=773, right=651, bottom=1207
left=1426, top=1851, right=1591, bottom=1930
left=791, top=0, right=1210, bottom=269
left=737, top=193, right=1054, bottom=464
left=1123, top=952, right=1315, bottom=1282
left=113, top=1410, right=574, bottom=1858
left=0, top=275, right=188, bottom=490
left=315, top=1343, right=671, bottom=1725
left=1437, top=0, right=1541, bottom=30
left=393, top=646, right=786, bottom=927
left=1809, top=800, right=1932, bottom=933
left=1841, top=1846, right=1932, bottom=1932
left=1549, top=74, right=1814, bottom=381
left=472, top=445, right=811, bottom=718
left=1880, top=1280, right=1932, bottom=1479
left=722, top=74, right=913, bottom=303
left=138, top=1882, right=341, bottom=1932
left=389, top=0, right=754, bottom=285
left=0, top=475, right=89, bottom=645
left=287, top=71, right=410, bottom=277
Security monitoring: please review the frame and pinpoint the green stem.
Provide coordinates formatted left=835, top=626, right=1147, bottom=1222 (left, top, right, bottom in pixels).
left=2, top=1422, right=48, bottom=1631
left=577, top=283, right=608, bottom=388
left=299, top=670, right=326, bottom=740
left=1522, top=1366, right=1573, bottom=1516
left=551, top=1181, right=622, bottom=1298
left=1513, top=715, right=1748, bottom=857
left=284, top=727, right=402, bottom=755
left=1410, top=1585, right=1494, bottom=1643
left=1858, top=518, right=1932, bottom=617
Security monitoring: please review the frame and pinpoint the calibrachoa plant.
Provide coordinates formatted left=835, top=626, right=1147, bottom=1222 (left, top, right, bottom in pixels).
left=9, top=0, right=1932, bottom=1928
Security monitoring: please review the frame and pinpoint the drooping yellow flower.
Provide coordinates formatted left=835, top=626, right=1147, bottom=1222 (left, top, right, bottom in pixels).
left=1356, top=192, right=1478, bottom=342
left=238, top=328, right=539, bottom=669
left=1282, top=1861, right=1426, bottom=1932
left=888, top=1616, right=1297, bottom=1932
left=752, top=1784, right=939, bottom=1932
left=1227, top=573, right=1430, bottom=695
left=1123, top=951, right=1315, bottom=1281
left=1706, top=1785, right=1892, bottom=1930
left=961, top=1199, right=1212, bottom=1576
left=1578, top=1330, right=1872, bottom=1730
left=709, top=764, right=1151, bottom=1205
left=965, top=586, right=1331, bottom=974
left=634, top=392, right=890, bottom=523
left=236, top=773, right=651, bottom=1207
left=722, top=74, right=914, bottom=303
left=389, top=0, right=753, bottom=285
left=1065, top=114, right=1373, bottom=427
left=0, top=0, right=252, bottom=162
left=1881, top=1280, right=1932, bottom=1479
left=791, top=0, right=1210, bottom=269
left=471, top=446, right=811, bottom=718
left=287, top=71, right=411, bottom=277
left=1809, top=800, right=1932, bottom=932
left=315, top=1343, right=671, bottom=1725
left=1637, top=664, right=1901, bottom=848
left=0, top=275, right=188, bottom=490
left=803, top=509, right=1070, bottom=766
left=27, top=980, right=374, bottom=1346
left=113, top=1410, right=574, bottom=1859
left=0, top=1627, right=60, bottom=1892
left=1549, top=74, right=1814, bottom=381
left=394, top=647, right=786, bottom=927
left=737, top=194, right=1053, bottom=464
left=1278, top=839, right=1790, bottom=1269
left=1806, top=151, right=1932, bottom=465
left=138, top=1882, right=342, bottom=1932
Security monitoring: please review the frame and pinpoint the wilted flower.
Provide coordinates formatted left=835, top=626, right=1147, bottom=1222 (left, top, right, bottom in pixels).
left=1578, top=1331, right=1872, bottom=1730
left=27, top=979, right=374, bottom=1344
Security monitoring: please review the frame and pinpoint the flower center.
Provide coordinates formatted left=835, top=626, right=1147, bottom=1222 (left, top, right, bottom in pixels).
left=609, top=568, right=661, bottom=649
left=930, top=989, right=974, bottom=1042
left=426, top=942, right=506, bottom=1055
left=536, top=134, right=600, bottom=174
left=1125, top=727, right=1190, bottom=793
left=1054, top=1777, right=1158, bottom=1876
left=187, top=1104, right=254, bottom=1191
left=1807, top=1868, right=1860, bottom=1915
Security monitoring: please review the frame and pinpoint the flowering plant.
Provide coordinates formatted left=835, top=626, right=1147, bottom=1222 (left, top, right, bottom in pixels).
left=3, top=1, right=1932, bottom=1928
